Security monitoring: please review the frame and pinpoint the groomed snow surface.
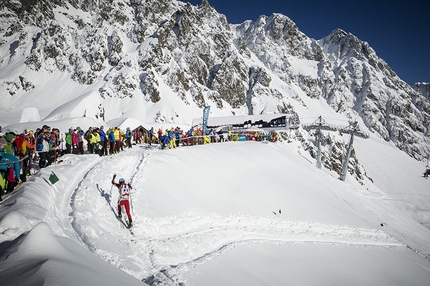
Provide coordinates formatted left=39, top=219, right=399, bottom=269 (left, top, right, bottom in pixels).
left=1, top=139, right=430, bottom=285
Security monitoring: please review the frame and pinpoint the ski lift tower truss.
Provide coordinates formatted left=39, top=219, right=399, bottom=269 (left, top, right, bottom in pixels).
left=338, top=121, right=369, bottom=181
left=303, top=117, right=369, bottom=182
left=302, top=116, right=339, bottom=169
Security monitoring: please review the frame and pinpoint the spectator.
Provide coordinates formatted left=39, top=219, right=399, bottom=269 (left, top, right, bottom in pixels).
left=89, top=128, right=101, bottom=155
left=84, top=127, right=93, bottom=151
left=99, top=126, right=108, bottom=156
left=71, top=129, right=78, bottom=154
left=4, top=133, right=15, bottom=155
left=50, top=128, right=61, bottom=161
left=114, top=127, right=122, bottom=153
left=65, top=128, right=73, bottom=154
left=108, top=128, right=116, bottom=155
left=217, top=127, right=224, bottom=142
left=0, top=132, right=6, bottom=152
left=22, top=131, right=35, bottom=177
left=0, top=149, right=20, bottom=198
left=125, top=127, right=132, bottom=148
left=148, top=127, right=154, bottom=145
left=36, top=130, right=52, bottom=168
left=175, top=127, right=181, bottom=148
left=77, top=127, right=85, bottom=154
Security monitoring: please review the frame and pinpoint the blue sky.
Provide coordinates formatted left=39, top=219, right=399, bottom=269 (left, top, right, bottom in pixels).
left=185, top=0, right=429, bottom=86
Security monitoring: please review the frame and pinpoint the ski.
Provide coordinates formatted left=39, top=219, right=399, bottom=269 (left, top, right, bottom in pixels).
left=116, top=214, right=134, bottom=235
left=125, top=219, right=134, bottom=235
left=116, top=214, right=126, bottom=227
left=126, top=218, right=134, bottom=235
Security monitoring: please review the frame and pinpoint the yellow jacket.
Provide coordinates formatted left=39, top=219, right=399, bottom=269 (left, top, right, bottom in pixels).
left=89, top=133, right=100, bottom=144
left=114, top=129, right=121, bottom=141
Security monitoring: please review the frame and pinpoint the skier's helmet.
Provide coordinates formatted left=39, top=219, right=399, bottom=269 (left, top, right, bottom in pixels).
left=119, top=178, right=125, bottom=184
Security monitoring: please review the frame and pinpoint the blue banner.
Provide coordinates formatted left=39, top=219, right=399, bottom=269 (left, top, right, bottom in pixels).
left=202, top=106, right=211, bottom=135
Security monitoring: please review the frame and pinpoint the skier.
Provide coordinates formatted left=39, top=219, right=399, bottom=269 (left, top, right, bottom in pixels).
left=112, top=174, right=133, bottom=228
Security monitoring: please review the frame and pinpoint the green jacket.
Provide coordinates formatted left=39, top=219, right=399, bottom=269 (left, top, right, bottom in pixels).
left=3, top=143, right=14, bottom=155
left=65, top=133, right=72, bottom=145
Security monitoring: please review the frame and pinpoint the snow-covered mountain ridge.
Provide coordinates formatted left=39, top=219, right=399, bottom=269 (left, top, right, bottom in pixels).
left=0, top=0, right=429, bottom=161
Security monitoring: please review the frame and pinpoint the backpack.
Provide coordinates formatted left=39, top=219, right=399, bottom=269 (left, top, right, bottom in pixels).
left=14, top=135, right=25, bottom=157
left=36, top=136, right=44, bottom=151
left=84, top=130, right=91, bottom=141
left=7, top=167, right=17, bottom=183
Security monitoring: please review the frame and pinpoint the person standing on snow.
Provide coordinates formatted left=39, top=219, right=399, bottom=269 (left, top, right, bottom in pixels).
left=36, top=130, right=52, bottom=168
left=125, top=127, right=132, bottom=148
left=89, top=128, right=101, bottom=155
left=148, top=127, right=154, bottom=145
left=112, top=174, right=133, bottom=228
left=65, top=128, right=73, bottom=154
left=99, top=126, right=108, bottom=156
left=108, top=128, right=116, bottom=155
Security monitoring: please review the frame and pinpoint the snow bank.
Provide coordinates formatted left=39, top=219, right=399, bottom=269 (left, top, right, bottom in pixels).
left=19, top=107, right=41, bottom=123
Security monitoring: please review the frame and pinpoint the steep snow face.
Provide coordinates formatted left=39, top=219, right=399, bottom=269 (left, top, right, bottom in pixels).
left=318, top=29, right=430, bottom=160
left=0, top=0, right=429, bottom=161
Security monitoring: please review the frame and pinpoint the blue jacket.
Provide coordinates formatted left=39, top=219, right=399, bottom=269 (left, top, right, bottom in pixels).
left=108, top=131, right=115, bottom=142
left=78, top=130, right=84, bottom=143
left=36, top=134, right=52, bottom=152
left=0, top=151, right=20, bottom=178
left=99, top=130, right=106, bottom=142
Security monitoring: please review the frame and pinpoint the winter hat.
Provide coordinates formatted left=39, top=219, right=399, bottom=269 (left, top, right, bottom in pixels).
left=5, top=133, right=15, bottom=142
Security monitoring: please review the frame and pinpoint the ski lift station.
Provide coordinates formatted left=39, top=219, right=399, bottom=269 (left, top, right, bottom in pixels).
left=191, top=114, right=297, bottom=132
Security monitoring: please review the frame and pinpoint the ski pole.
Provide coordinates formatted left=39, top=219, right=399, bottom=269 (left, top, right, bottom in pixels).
left=127, top=177, right=134, bottom=218
left=111, top=173, right=116, bottom=192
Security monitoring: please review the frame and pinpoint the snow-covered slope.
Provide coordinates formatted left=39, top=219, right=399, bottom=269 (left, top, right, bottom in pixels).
left=0, top=139, right=429, bottom=285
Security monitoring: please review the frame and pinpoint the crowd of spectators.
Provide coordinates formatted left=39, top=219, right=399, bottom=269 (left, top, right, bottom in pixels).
left=0, top=123, right=278, bottom=200
left=0, top=125, right=137, bottom=200
left=151, top=126, right=278, bottom=149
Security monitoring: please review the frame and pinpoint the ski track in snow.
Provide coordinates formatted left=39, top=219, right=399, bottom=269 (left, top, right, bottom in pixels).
left=69, top=156, right=104, bottom=252
left=68, top=146, right=405, bottom=284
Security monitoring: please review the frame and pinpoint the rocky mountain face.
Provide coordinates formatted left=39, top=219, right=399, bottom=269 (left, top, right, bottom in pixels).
left=1, top=0, right=429, bottom=167
left=414, top=83, right=430, bottom=100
